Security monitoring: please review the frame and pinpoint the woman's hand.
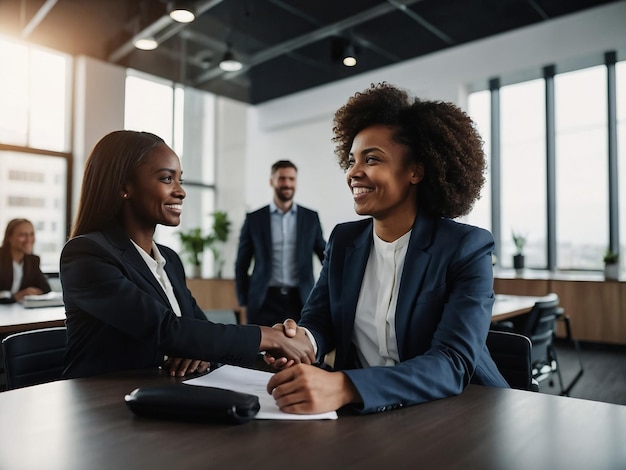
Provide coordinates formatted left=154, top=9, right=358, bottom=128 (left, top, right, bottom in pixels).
left=164, top=357, right=210, bottom=377
left=13, top=287, right=45, bottom=302
left=259, top=322, right=315, bottom=366
left=266, top=364, right=361, bottom=414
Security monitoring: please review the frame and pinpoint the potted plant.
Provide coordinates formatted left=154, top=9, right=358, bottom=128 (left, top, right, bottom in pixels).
left=512, top=231, right=526, bottom=273
left=603, top=249, right=619, bottom=280
left=178, top=227, right=211, bottom=278
left=178, top=211, right=232, bottom=278
left=206, top=210, right=231, bottom=278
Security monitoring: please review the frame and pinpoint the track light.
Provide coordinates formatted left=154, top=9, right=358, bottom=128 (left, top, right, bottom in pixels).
left=134, top=37, right=158, bottom=50
left=219, top=49, right=242, bottom=72
left=342, top=43, right=357, bottom=67
left=168, top=1, right=196, bottom=23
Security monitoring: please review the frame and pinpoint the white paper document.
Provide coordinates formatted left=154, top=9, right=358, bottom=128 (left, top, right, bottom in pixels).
left=184, top=365, right=338, bottom=420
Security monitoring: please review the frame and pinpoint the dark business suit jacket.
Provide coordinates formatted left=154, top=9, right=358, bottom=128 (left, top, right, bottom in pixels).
left=300, top=211, right=508, bottom=414
left=234, top=204, right=326, bottom=319
left=0, top=252, right=51, bottom=303
left=60, top=224, right=261, bottom=379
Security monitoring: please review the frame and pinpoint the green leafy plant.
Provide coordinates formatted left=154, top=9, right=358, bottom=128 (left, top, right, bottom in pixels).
left=178, top=227, right=211, bottom=267
left=206, top=211, right=231, bottom=277
left=178, top=211, right=231, bottom=277
left=603, top=249, right=619, bottom=264
left=512, top=231, right=527, bottom=256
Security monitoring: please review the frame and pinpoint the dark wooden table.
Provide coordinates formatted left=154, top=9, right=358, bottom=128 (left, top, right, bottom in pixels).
left=0, top=368, right=624, bottom=470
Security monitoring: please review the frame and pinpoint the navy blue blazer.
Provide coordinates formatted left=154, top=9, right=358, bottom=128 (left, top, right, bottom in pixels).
left=300, top=211, right=508, bottom=414
left=0, top=252, right=51, bottom=303
left=234, top=204, right=326, bottom=317
left=60, top=225, right=260, bottom=379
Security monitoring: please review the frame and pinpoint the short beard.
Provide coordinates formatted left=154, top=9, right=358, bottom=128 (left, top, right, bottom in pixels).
left=275, top=188, right=294, bottom=202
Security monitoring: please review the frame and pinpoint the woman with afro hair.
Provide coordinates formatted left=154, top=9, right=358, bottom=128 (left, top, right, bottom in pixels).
left=267, top=83, right=508, bottom=415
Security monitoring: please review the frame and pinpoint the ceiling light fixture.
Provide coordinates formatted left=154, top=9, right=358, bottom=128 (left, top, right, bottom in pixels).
left=134, top=37, right=158, bottom=50
left=342, top=43, right=357, bottom=67
left=168, top=1, right=196, bottom=23
left=219, top=49, right=243, bottom=72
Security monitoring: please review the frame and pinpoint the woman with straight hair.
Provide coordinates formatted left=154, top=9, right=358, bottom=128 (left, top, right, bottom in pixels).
left=0, top=218, right=51, bottom=303
left=61, top=130, right=313, bottom=379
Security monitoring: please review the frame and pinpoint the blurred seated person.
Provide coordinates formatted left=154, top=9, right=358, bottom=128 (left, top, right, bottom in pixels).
left=0, top=218, right=51, bottom=304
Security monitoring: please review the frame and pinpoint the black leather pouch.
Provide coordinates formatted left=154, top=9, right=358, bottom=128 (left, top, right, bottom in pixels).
left=124, top=384, right=260, bottom=424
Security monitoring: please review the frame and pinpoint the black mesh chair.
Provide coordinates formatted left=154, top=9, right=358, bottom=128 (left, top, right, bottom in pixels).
left=487, top=330, right=538, bottom=391
left=493, top=294, right=583, bottom=396
left=1, top=327, right=67, bottom=390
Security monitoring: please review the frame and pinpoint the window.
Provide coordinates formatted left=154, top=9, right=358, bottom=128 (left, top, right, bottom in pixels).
left=0, top=151, right=67, bottom=271
left=0, top=36, right=71, bottom=151
left=0, top=36, right=71, bottom=272
left=124, top=72, right=217, bottom=277
left=465, top=90, right=491, bottom=232
left=467, top=57, right=624, bottom=274
left=500, top=79, right=546, bottom=269
left=617, top=60, right=626, bottom=272
left=555, top=66, right=607, bottom=270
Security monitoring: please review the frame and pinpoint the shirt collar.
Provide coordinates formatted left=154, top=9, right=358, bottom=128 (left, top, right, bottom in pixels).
left=270, top=200, right=298, bottom=214
left=130, top=240, right=166, bottom=270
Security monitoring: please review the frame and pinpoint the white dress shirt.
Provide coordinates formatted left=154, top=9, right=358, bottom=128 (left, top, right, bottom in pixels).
left=131, top=240, right=182, bottom=317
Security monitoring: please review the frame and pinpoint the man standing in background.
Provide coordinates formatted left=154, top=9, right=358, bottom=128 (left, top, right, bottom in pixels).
left=235, top=160, right=326, bottom=326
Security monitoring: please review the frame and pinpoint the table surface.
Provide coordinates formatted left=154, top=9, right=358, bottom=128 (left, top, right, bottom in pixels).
left=0, top=303, right=66, bottom=334
left=492, top=293, right=555, bottom=321
left=0, top=368, right=624, bottom=470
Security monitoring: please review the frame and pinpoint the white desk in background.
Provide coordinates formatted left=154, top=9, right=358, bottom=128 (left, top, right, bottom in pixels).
left=0, top=303, right=66, bottom=334
left=492, top=293, right=556, bottom=321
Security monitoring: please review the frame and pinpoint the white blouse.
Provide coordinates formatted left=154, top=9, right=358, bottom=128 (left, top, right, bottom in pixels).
left=353, top=230, right=411, bottom=368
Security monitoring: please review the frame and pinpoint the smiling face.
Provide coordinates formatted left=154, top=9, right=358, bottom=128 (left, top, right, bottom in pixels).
left=8, top=221, right=36, bottom=258
left=122, top=143, right=185, bottom=233
left=347, top=125, right=423, bottom=237
left=270, top=167, right=297, bottom=203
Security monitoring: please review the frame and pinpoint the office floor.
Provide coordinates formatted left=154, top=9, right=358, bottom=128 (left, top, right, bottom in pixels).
left=537, top=339, right=626, bottom=405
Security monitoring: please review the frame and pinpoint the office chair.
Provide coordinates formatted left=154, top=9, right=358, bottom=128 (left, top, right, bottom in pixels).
left=486, top=330, right=538, bottom=392
left=1, top=326, right=67, bottom=390
left=493, top=294, right=583, bottom=396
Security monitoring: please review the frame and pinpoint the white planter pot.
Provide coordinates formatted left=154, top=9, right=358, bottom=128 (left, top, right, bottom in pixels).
left=604, top=263, right=619, bottom=281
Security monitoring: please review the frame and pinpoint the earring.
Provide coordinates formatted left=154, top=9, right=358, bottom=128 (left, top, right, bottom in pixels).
left=122, top=193, right=128, bottom=199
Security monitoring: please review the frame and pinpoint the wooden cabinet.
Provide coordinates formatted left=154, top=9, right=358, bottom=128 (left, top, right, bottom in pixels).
left=185, top=278, right=246, bottom=324
left=494, top=274, right=626, bottom=345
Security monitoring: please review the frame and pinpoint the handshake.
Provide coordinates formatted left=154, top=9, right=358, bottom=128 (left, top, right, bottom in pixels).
left=259, top=319, right=315, bottom=369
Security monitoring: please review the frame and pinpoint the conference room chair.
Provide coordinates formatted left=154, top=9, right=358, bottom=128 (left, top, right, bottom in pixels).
left=486, top=329, right=538, bottom=392
left=492, top=294, right=583, bottom=396
left=1, top=326, right=67, bottom=390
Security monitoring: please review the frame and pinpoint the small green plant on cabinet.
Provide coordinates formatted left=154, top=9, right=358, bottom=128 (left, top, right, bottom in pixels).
left=603, top=249, right=619, bottom=264
left=512, top=231, right=527, bottom=255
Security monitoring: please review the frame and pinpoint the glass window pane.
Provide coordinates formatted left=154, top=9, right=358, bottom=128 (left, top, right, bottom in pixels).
left=29, top=48, right=70, bottom=151
left=466, top=90, right=491, bottom=231
left=124, top=74, right=174, bottom=145
left=617, top=60, right=626, bottom=273
left=0, top=151, right=67, bottom=272
left=555, top=65, right=607, bottom=270
left=0, top=37, right=29, bottom=145
left=500, top=79, right=546, bottom=269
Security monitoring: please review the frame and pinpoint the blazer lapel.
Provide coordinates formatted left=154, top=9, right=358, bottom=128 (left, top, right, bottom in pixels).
left=394, top=212, right=435, bottom=357
left=340, top=221, right=372, bottom=349
left=102, top=225, right=171, bottom=307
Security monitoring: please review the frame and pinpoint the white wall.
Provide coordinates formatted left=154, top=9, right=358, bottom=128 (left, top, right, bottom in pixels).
left=245, top=2, right=626, bottom=240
